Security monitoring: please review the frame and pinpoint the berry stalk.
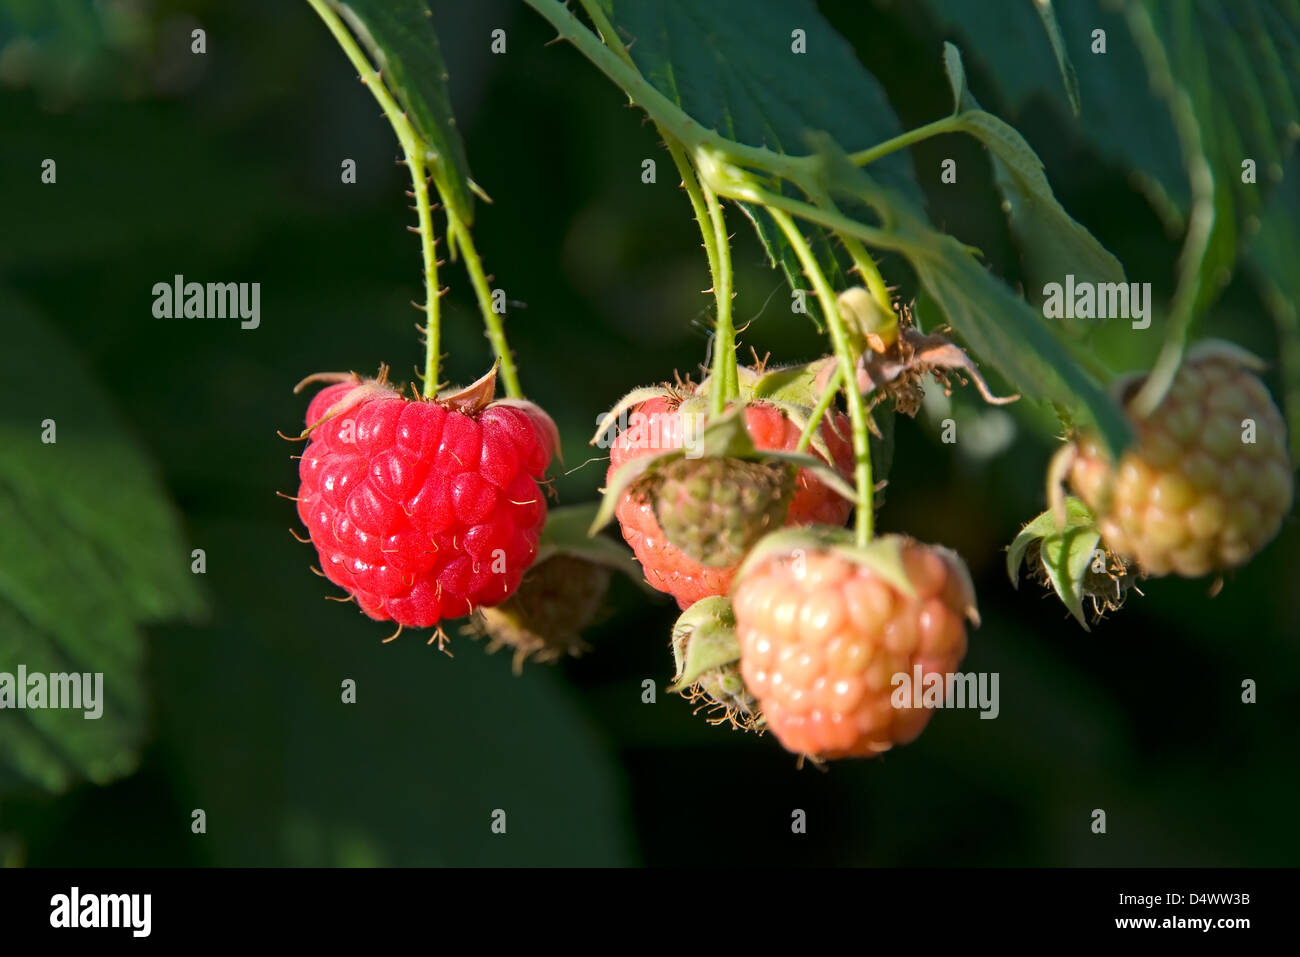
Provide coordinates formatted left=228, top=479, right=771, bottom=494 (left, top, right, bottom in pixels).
left=769, top=207, right=875, bottom=545
left=410, top=153, right=443, bottom=397
left=306, top=0, right=444, bottom=395
left=803, top=184, right=894, bottom=316
left=664, top=137, right=732, bottom=402
left=308, top=0, right=524, bottom=399
left=577, top=0, right=739, bottom=412
left=1124, top=1, right=1217, bottom=419
left=450, top=218, right=523, bottom=398
left=841, top=235, right=891, bottom=316
left=845, top=115, right=964, bottom=166
left=702, top=181, right=739, bottom=414
left=796, top=362, right=843, bottom=454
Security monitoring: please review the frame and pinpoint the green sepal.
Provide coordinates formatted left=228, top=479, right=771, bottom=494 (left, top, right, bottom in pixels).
left=589, top=385, right=672, bottom=447
left=1006, top=497, right=1096, bottom=584
left=731, top=526, right=981, bottom=626
left=1007, top=497, right=1101, bottom=630
left=589, top=408, right=856, bottom=535
left=750, top=359, right=830, bottom=407
left=669, top=596, right=740, bottom=691
left=733, top=527, right=912, bottom=600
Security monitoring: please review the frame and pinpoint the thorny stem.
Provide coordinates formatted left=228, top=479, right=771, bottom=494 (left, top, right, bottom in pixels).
left=1125, top=1, right=1215, bottom=417
left=307, top=0, right=443, bottom=395
left=410, top=155, right=443, bottom=396
left=771, top=208, right=875, bottom=545
left=845, top=115, right=965, bottom=166
left=310, top=0, right=525, bottom=398
left=578, top=0, right=738, bottom=412
left=796, top=362, right=844, bottom=454
left=842, top=236, right=892, bottom=313
left=665, top=138, right=727, bottom=367
left=802, top=183, right=894, bottom=314
left=692, top=150, right=899, bottom=249
left=451, top=218, right=523, bottom=397
left=702, top=181, right=738, bottom=414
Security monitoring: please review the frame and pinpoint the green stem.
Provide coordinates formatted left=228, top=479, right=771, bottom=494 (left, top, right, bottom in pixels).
left=702, top=181, right=738, bottom=414
left=577, top=0, right=738, bottom=411
left=664, top=140, right=728, bottom=384
left=695, top=157, right=901, bottom=252
left=846, top=115, right=964, bottom=166
left=410, top=154, right=443, bottom=396
left=796, top=180, right=895, bottom=314
left=577, top=0, right=632, bottom=67
left=448, top=211, right=523, bottom=398
left=796, top=362, right=843, bottom=454
left=841, top=235, right=891, bottom=312
left=770, top=208, right=874, bottom=545
left=528, top=0, right=975, bottom=286
left=307, top=0, right=442, bottom=394
left=1125, top=1, right=1215, bottom=417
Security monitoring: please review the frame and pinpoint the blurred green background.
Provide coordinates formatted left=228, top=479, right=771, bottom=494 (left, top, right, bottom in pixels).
left=0, top=0, right=1296, bottom=866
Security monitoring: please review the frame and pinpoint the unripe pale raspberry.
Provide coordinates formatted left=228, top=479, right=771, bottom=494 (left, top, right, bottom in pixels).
left=609, top=397, right=854, bottom=608
left=1070, top=350, right=1293, bottom=577
left=295, top=377, right=555, bottom=631
left=733, top=534, right=977, bottom=759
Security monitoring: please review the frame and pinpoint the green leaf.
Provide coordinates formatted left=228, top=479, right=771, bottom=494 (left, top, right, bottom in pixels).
left=331, top=0, right=476, bottom=226
left=1032, top=0, right=1082, bottom=116
left=0, top=296, right=204, bottom=795
left=927, top=0, right=1187, bottom=213
left=1007, top=498, right=1101, bottom=629
left=942, top=39, right=968, bottom=111
left=930, top=0, right=1300, bottom=313
left=598, top=0, right=920, bottom=201
left=905, top=241, right=1126, bottom=454
left=811, top=140, right=1133, bottom=457
left=943, top=44, right=1126, bottom=298
left=1040, top=527, right=1102, bottom=630
left=750, top=359, right=826, bottom=406
left=596, top=0, right=920, bottom=305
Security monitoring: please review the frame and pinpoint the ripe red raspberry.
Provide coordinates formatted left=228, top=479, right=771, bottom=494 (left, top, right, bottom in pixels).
left=294, top=375, right=556, bottom=632
left=1069, top=347, right=1293, bottom=577
left=732, top=532, right=977, bottom=759
left=608, top=396, right=854, bottom=608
